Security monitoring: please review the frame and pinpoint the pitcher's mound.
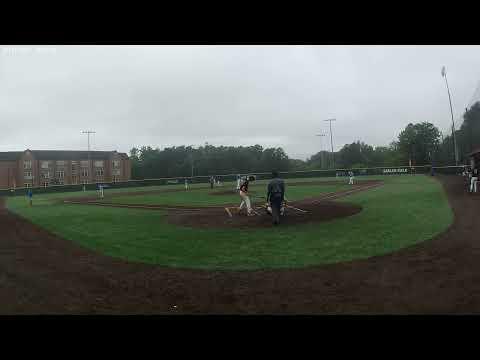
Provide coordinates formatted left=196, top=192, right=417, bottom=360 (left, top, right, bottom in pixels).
left=167, top=200, right=362, bottom=229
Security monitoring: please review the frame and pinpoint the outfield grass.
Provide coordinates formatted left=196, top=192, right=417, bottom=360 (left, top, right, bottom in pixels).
left=6, top=175, right=453, bottom=270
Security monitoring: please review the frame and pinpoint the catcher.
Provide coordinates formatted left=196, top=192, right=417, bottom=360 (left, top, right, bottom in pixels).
left=266, top=170, right=285, bottom=225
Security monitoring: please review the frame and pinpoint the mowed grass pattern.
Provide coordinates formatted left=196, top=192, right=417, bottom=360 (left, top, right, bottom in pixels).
left=6, top=175, right=453, bottom=270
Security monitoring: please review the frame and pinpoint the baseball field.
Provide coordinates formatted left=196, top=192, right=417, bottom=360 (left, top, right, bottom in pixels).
left=6, top=174, right=452, bottom=270
left=4, top=173, right=478, bottom=314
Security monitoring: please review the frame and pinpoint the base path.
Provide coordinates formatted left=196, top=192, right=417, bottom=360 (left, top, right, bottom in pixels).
left=1, top=175, right=480, bottom=314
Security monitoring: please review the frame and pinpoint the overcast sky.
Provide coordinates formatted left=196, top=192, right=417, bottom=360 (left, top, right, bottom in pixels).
left=1, top=45, right=480, bottom=160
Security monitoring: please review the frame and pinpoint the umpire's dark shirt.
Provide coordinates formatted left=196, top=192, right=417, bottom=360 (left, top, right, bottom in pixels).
left=267, top=178, right=285, bottom=202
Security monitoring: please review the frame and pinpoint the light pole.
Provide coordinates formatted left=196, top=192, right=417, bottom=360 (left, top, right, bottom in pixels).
left=441, top=66, right=459, bottom=165
left=316, top=134, right=326, bottom=169
left=82, top=130, right=96, bottom=184
left=323, top=118, right=336, bottom=168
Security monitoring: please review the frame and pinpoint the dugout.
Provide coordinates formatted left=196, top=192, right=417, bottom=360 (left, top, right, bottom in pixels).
left=467, top=148, right=480, bottom=169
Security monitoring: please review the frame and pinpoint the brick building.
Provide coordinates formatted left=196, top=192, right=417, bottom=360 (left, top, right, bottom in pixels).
left=0, top=150, right=131, bottom=189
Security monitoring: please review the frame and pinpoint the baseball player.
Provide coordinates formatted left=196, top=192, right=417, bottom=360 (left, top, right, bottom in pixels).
left=267, top=170, right=285, bottom=225
left=98, top=184, right=104, bottom=198
left=348, top=170, right=354, bottom=185
left=210, top=176, right=214, bottom=189
left=185, top=178, right=189, bottom=190
left=238, top=177, right=254, bottom=216
left=27, top=188, right=33, bottom=207
left=470, top=167, right=479, bottom=193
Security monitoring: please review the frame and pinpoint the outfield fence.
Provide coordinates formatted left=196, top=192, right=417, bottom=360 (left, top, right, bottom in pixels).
left=0, top=164, right=467, bottom=197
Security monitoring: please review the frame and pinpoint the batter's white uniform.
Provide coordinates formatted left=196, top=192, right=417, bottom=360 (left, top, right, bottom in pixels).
left=348, top=171, right=354, bottom=185
left=238, top=181, right=253, bottom=215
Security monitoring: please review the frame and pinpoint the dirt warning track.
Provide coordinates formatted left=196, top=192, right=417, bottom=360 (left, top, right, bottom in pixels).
left=2, top=176, right=480, bottom=314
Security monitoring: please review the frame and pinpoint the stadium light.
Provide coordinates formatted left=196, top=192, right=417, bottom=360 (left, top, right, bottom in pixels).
left=441, top=66, right=459, bottom=165
left=82, top=130, right=96, bottom=183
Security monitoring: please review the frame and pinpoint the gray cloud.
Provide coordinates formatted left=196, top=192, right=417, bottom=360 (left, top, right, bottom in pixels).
left=1, top=45, right=479, bottom=160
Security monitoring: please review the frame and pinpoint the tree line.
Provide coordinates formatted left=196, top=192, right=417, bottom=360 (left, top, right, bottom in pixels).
left=129, top=101, right=480, bottom=179
left=129, top=145, right=290, bottom=179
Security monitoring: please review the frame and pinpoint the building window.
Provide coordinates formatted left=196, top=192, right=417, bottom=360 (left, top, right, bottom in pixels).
left=113, top=160, right=120, bottom=168
left=42, top=171, right=50, bottom=179
left=80, top=160, right=89, bottom=167
left=112, top=169, right=120, bottom=176
left=113, top=176, right=121, bottom=183
left=25, top=183, right=32, bottom=188
left=41, top=161, right=50, bottom=169
left=57, top=170, right=65, bottom=179
left=42, top=182, right=49, bottom=188
left=94, top=160, right=104, bottom=168
left=56, top=160, right=65, bottom=166
left=81, top=169, right=89, bottom=177
left=24, top=160, right=32, bottom=169
left=95, top=168, right=104, bottom=177
left=24, top=171, right=33, bottom=179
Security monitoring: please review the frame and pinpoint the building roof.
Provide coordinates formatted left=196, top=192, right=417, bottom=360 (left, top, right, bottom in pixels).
left=0, top=150, right=129, bottom=161
left=30, top=150, right=128, bottom=160
left=0, top=152, right=23, bottom=161
left=467, top=148, right=480, bottom=157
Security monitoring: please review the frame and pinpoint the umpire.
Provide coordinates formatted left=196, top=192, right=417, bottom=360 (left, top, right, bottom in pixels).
left=267, top=170, right=285, bottom=225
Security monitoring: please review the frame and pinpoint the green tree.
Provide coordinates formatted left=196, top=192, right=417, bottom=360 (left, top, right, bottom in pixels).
left=397, top=122, right=441, bottom=166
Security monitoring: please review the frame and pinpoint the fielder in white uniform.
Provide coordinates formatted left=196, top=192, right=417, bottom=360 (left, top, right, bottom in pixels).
left=348, top=171, right=354, bottom=185
left=470, top=168, right=479, bottom=193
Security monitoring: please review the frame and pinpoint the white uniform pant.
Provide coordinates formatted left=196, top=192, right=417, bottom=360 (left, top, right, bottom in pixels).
left=471, top=177, right=478, bottom=193
left=239, top=191, right=252, bottom=214
left=349, top=176, right=354, bottom=185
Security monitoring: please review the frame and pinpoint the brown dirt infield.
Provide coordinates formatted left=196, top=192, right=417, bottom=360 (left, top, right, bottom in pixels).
left=2, top=175, right=480, bottom=314
left=168, top=200, right=362, bottom=229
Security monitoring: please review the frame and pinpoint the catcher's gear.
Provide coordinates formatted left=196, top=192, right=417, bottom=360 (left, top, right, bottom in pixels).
left=266, top=203, right=272, bottom=215
left=265, top=202, right=285, bottom=216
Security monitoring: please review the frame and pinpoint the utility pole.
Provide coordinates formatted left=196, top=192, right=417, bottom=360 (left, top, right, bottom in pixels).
left=316, top=134, right=326, bottom=169
left=441, top=66, right=459, bottom=165
left=466, top=107, right=472, bottom=154
left=323, top=118, right=336, bottom=168
left=82, top=130, right=96, bottom=184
